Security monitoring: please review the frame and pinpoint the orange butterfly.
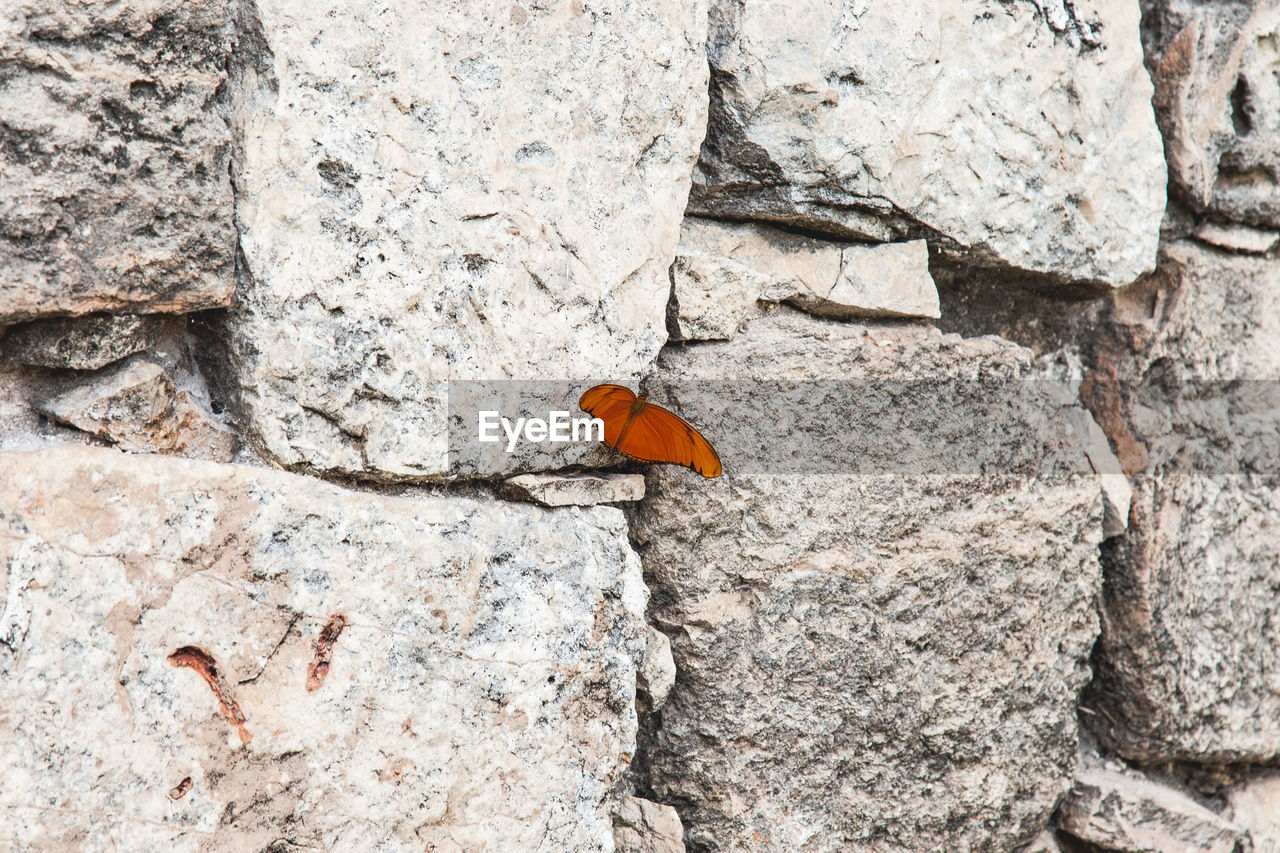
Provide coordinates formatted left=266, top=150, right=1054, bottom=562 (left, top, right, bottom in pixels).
left=579, top=384, right=722, bottom=478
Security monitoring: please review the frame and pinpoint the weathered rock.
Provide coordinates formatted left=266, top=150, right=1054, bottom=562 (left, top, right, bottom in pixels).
left=225, top=0, right=708, bottom=480
left=501, top=472, right=646, bottom=507
left=1083, top=241, right=1280, bottom=761
left=638, top=625, right=676, bottom=713
left=1192, top=222, right=1280, bottom=255
left=0, top=445, right=647, bottom=851
left=671, top=219, right=938, bottom=340
left=37, top=355, right=237, bottom=462
left=1056, top=768, right=1247, bottom=853
left=1226, top=772, right=1280, bottom=853
left=1145, top=0, right=1280, bottom=226
left=615, top=796, right=686, bottom=853
left=628, top=313, right=1105, bottom=852
left=0, top=0, right=234, bottom=322
left=0, top=313, right=169, bottom=370
left=692, top=0, right=1166, bottom=287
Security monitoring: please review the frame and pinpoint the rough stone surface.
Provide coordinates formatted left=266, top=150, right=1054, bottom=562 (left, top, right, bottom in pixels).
left=0, top=446, right=647, bottom=851
left=1145, top=0, right=1280, bottom=226
left=1226, top=772, right=1280, bottom=853
left=501, top=472, right=646, bottom=507
left=0, top=0, right=235, bottom=322
left=0, top=313, right=169, bottom=370
left=692, top=0, right=1166, bottom=286
left=628, top=313, right=1104, bottom=853
left=1082, top=240, right=1280, bottom=761
left=614, top=796, right=686, bottom=853
left=37, top=355, right=237, bottom=462
left=225, top=0, right=708, bottom=481
left=1056, top=768, right=1247, bottom=853
left=671, top=218, right=938, bottom=341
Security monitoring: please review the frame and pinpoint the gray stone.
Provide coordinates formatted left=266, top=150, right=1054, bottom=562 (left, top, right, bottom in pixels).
left=224, top=0, right=708, bottom=480
left=1057, top=768, right=1247, bottom=853
left=671, top=218, right=938, bottom=341
left=501, top=472, right=646, bottom=507
left=628, top=313, right=1105, bottom=852
left=37, top=355, right=236, bottom=462
left=692, top=0, right=1165, bottom=287
left=615, top=796, right=686, bottom=853
left=1146, top=0, right=1280, bottom=227
left=0, top=445, right=647, bottom=851
left=1082, top=241, right=1280, bottom=761
left=0, top=0, right=235, bottom=322
left=0, top=313, right=168, bottom=370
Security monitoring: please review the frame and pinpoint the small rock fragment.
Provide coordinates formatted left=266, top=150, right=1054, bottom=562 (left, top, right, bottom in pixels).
left=1192, top=223, right=1280, bottom=255
left=614, top=795, right=686, bottom=853
left=169, top=777, right=193, bottom=800
left=167, top=646, right=252, bottom=745
left=1018, top=828, right=1066, bottom=853
left=0, top=314, right=169, bottom=370
left=1057, top=768, right=1246, bottom=853
left=671, top=218, right=939, bottom=341
left=501, top=473, right=646, bottom=507
left=37, top=355, right=236, bottom=462
left=1071, top=410, right=1133, bottom=538
left=638, top=626, right=676, bottom=712
left=306, top=614, right=348, bottom=692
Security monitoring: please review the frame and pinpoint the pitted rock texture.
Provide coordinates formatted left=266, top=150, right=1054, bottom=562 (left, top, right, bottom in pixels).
left=1145, top=0, right=1280, bottom=226
left=628, top=313, right=1105, bottom=853
left=0, top=446, right=647, bottom=851
left=690, top=0, right=1166, bottom=287
left=0, top=0, right=234, bottom=322
left=224, top=0, right=708, bottom=480
left=1083, top=241, right=1280, bottom=762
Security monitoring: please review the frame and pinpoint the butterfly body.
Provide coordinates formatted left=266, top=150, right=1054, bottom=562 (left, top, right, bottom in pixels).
left=579, top=384, right=722, bottom=478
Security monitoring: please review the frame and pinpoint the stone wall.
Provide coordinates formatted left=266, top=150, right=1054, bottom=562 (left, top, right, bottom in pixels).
left=1, top=1, right=1277, bottom=851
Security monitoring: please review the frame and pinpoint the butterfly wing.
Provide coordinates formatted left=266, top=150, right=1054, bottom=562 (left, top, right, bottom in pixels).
left=579, top=384, right=637, bottom=445
left=614, top=402, right=722, bottom=478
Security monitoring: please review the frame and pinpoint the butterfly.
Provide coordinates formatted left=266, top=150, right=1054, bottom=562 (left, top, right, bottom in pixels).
left=579, top=384, right=722, bottom=478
